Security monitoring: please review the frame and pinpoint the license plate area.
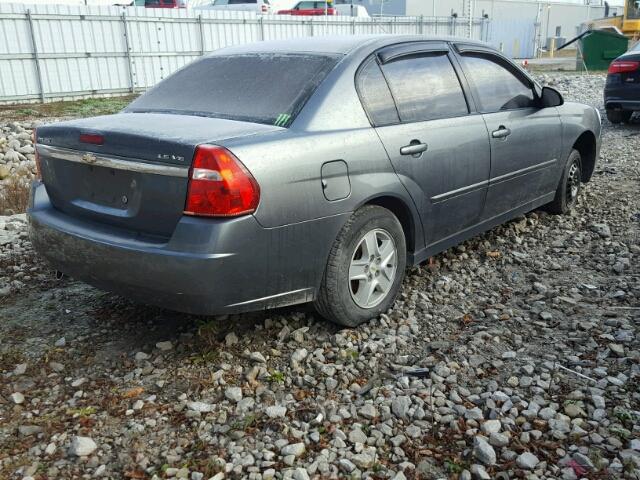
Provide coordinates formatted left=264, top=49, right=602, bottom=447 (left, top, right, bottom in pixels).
left=41, top=150, right=189, bottom=238
left=77, top=164, right=138, bottom=212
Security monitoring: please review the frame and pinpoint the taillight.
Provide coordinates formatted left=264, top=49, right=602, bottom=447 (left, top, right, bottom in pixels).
left=33, top=129, right=42, bottom=180
left=608, top=60, right=640, bottom=74
left=79, top=133, right=104, bottom=145
left=184, top=145, right=260, bottom=217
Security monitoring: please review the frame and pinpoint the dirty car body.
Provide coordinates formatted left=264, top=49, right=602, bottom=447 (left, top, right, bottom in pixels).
left=29, top=35, right=602, bottom=322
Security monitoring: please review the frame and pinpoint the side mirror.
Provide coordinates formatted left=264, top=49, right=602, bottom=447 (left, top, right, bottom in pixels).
left=540, top=86, right=564, bottom=108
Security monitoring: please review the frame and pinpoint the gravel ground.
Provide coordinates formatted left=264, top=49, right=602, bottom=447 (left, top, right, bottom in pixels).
left=0, top=74, right=639, bottom=480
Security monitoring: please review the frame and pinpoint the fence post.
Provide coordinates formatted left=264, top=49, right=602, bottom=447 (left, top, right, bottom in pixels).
left=26, top=9, right=45, bottom=102
left=352, top=18, right=356, bottom=35
left=418, top=15, right=423, bottom=34
left=309, top=18, right=313, bottom=36
left=198, top=14, right=205, bottom=54
left=121, top=12, right=135, bottom=93
left=258, top=15, right=265, bottom=41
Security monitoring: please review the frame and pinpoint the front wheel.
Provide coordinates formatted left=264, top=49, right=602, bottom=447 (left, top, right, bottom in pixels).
left=544, top=149, right=582, bottom=215
left=314, top=205, right=406, bottom=327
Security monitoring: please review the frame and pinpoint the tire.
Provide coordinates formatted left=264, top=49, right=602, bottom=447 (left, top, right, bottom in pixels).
left=314, top=205, right=406, bottom=327
left=606, top=109, right=632, bottom=124
left=544, top=149, right=582, bottom=215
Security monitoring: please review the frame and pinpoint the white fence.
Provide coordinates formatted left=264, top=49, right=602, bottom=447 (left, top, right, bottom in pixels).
left=0, top=3, right=490, bottom=104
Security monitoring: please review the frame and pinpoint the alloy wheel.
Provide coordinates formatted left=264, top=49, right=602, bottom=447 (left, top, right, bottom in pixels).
left=349, top=228, right=397, bottom=309
left=566, top=161, right=581, bottom=205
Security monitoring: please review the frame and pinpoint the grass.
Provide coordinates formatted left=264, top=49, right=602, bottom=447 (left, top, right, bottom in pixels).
left=67, top=406, right=98, bottom=417
left=268, top=370, right=285, bottom=383
left=0, top=95, right=138, bottom=122
left=231, top=413, right=257, bottom=432
left=0, top=176, right=30, bottom=215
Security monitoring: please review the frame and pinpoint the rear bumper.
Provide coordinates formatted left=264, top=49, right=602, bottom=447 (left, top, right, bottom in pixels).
left=604, top=84, right=640, bottom=111
left=28, top=182, right=347, bottom=315
left=605, top=99, right=640, bottom=111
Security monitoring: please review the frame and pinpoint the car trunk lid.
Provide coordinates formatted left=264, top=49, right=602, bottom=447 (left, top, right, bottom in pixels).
left=608, top=53, right=640, bottom=85
left=36, top=113, right=281, bottom=238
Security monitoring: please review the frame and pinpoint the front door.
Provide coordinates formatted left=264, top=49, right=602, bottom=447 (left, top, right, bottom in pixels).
left=356, top=44, right=491, bottom=248
left=455, top=49, right=562, bottom=219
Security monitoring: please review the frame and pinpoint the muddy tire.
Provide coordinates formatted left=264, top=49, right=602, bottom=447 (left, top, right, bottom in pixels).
left=314, top=205, right=406, bottom=327
left=545, top=149, right=582, bottom=215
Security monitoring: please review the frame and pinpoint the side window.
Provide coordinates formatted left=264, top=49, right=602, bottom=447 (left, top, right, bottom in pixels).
left=380, top=53, right=469, bottom=123
left=356, top=57, right=400, bottom=126
left=460, top=54, right=536, bottom=112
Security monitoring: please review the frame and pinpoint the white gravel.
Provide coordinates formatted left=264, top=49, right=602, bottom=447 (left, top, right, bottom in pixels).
left=0, top=73, right=639, bottom=480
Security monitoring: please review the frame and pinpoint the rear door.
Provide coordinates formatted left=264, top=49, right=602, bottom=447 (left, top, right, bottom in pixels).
left=358, top=42, right=491, bottom=248
left=454, top=46, right=562, bottom=219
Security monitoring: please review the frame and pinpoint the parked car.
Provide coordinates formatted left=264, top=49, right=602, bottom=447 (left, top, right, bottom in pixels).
left=278, top=1, right=335, bottom=15
left=144, top=0, right=186, bottom=8
left=604, top=41, right=640, bottom=124
left=29, top=35, right=601, bottom=327
left=195, top=0, right=273, bottom=14
left=334, top=4, right=369, bottom=17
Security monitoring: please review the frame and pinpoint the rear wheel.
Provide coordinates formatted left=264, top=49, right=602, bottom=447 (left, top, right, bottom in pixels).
left=314, top=205, right=406, bottom=327
left=606, top=109, right=633, bottom=124
left=545, top=149, right=582, bottom=215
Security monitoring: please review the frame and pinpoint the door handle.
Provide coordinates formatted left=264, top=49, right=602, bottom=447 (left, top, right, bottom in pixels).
left=400, top=140, right=428, bottom=157
left=492, top=126, right=511, bottom=139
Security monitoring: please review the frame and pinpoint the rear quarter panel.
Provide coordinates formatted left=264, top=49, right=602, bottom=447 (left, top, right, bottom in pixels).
left=223, top=127, right=417, bottom=230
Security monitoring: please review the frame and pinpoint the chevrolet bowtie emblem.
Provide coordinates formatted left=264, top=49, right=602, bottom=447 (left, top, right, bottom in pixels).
left=82, top=153, right=97, bottom=164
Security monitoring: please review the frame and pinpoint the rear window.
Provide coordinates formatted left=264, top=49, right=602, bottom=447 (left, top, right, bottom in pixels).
left=356, top=57, right=399, bottom=126
left=381, top=53, right=468, bottom=123
left=126, top=54, right=340, bottom=127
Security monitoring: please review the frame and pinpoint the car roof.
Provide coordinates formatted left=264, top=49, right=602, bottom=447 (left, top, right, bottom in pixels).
left=209, top=34, right=488, bottom=56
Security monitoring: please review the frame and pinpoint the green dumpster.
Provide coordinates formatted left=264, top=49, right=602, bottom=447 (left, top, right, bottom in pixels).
left=558, top=29, right=629, bottom=71
left=579, top=30, right=629, bottom=70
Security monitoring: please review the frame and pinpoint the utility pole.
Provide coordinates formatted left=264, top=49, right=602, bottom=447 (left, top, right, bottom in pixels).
left=464, top=0, right=474, bottom=38
left=325, top=0, right=328, bottom=33
left=545, top=2, right=551, bottom=48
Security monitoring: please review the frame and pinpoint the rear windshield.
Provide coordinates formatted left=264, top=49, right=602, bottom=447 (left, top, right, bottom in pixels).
left=126, top=53, right=341, bottom=127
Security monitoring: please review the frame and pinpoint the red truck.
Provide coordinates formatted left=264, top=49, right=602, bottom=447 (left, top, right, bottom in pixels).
left=278, top=1, right=336, bottom=15
left=144, top=0, right=187, bottom=8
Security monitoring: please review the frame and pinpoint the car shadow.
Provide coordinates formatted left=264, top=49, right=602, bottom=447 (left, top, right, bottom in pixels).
left=81, top=284, right=340, bottom=364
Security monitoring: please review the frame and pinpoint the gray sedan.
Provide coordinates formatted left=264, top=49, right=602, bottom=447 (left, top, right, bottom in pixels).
left=29, top=35, right=602, bottom=326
